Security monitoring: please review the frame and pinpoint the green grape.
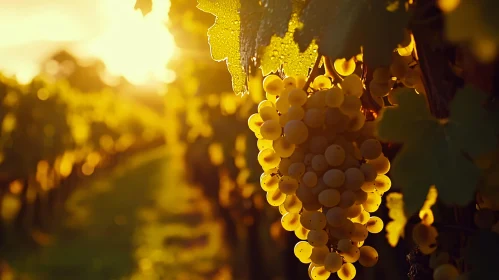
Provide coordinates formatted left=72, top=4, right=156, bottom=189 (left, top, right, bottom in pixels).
left=258, top=100, right=275, bottom=111
left=325, top=144, right=346, bottom=167
left=346, top=204, right=363, bottom=218
left=258, top=148, right=281, bottom=170
left=330, top=219, right=355, bottom=240
left=340, top=95, right=362, bottom=116
left=273, top=137, right=295, bottom=158
left=248, top=113, right=264, bottom=133
left=302, top=171, right=318, bottom=188
left=310, top=245, right=330, bottom=265
left=310, top=265, right=331, bottom=280
left=311, top=155, right=329, bottom=173
left=307, top=211, right=328, bottom=230
left=318, top=189, right=341, bottom=207
left=342, top=244, right=360, bottom=263
left=433, top=264, right=459, bottom=280
left=362, top=192, right=382, bottom=213
left=279, top=176, right=299, bottom=195
left=324, top=252, right=343, bottom=273
left=373, top=174, right=391, bottom=193
left=284, top=76, right=297, bottom=88
left=266, top=188, right=286, bottom=206
left=360, top=139, right=382, bottom=160
left=326, top=207, right=348, bottom=227
left=341, top=74, right=363, bottom=98
left=309, top=136, right=329, bottom=154
left=282, top=212, right=301, bottom=231
left=344, top=168, right=365, bottom=191
left=353, top=189, right=368, bottom=205
left=339, top=190, right=357, bottom=208
left=360, top=163, right=377, bottom=182
left=294, top=241, right=313, bottom=259
left=338, top=262, right=356, bottom=280
left=351, top=222, right=369, bottom=242
left=283, top=195, right=302, bottom=213
left=366, top=216, right=384, bottom=233
left=373, top=67, right=391, bottom=81
left=369, top=80, right=391, bottom=97
left=347, top=111, right=366, bottom=132
left=284, top=120, right=309, bottom=145
left=307, top=230, right=329, bottom=246
left=359, top=246, right=379, bottom=267
left=324, top=87, right=345, bottom=108
left=304, top=153, right=315, bottom=166
left=263, top=74, right=285, bottom=95
left=260, top=171, right=279, bottom=191
left=260, top=119, right=282, bottom=140
left=288, top=105, right=305, bottom=120
left=334, top=58, right=356, bottom=77
left=351, top=210, right=371, bottom=225
left=259, top=105, right=279, bottom=121
left=276, top=96, right=290, bottom=114
left=279, top=203, right=289, bottom=215
left=323, top=169, right=345, bottom=188
left=288, top=88, right=308, bottom=106
left=279, top=158, right=292, bottom=175
left=312, top=75, right=332, bottom=90
left=304, top=108, right=325, bottom=128
left=257, top=138, right=273, bottom=151
left=295, top=224, right=310, bottom=240
left=288, top=162, right=306, bottom=179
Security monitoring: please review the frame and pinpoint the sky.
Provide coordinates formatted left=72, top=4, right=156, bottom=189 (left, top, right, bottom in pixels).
left=0, top=0, right=176, bottom=85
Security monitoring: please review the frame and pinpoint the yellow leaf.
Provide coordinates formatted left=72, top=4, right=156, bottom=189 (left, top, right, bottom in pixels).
left=259, top=0, right=318, bottom=77
left=197, top=0, right=247, bottom=94
left=385, top=192, right=407, bottom=247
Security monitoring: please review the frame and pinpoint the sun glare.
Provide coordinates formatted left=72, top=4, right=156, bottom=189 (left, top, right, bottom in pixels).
left=0, top=0, right=177, bottom=86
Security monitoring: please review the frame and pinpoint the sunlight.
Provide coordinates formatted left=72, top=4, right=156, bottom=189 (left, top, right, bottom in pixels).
left=0, top=0, right=177, bottom=85
left=82, top=0, right=177, bottom=85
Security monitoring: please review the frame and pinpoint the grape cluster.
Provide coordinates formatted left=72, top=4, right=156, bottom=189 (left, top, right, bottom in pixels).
left=249, top=73, right=392, bottom=279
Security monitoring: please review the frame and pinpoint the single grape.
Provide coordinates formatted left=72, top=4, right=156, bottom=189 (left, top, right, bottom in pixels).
left=339, top=190, right=357, bottom=208
left=351, top=222, right=369, bottom=242
left=324, top=252, right=343, bottom=273
left=341, top=74, right=363, bottom=98
left=288, top=88, right=308, bottom=106
left=276, top=96, right=290, bottom=114
left=284, top=194, right=303, bottom=213
left=360, top=163, right=377, bottom=182
left=279, top=176, right=299, bottom=195
left=367, top=154, right=390, bottom=174
left=248, top=113, right=264, bottom=133
left=318, top=189, right=341, bottom=207
left=284, top=76, right=297, bottom=88
left=366, top=216, right=384, bottom=233
left=310, top=245, right=330, bottom=265
left=260, top=120, right=282, bottom=140
left=279, top=158, right=292, bottom=176
left=257, top=139, right=273, bottom=151
left=340, top=95, right=362, bottom=116
left=307, top=230, right=329, bottom=246
left=304, top=108, right=325, bottom=128
left=354, top=189, right=369, bottom=205
left=312, top=154, right=329, bottom=173
left=288, top=162, right=306, bottom=179
left=363, top=192, right=382, bottom=213
left=258, top=100, right=275, bottom=111
left=343, top=168, right=365, bottom=190
left=326, top=207, right=347, bottom=227
left=373, top=174, right=391, bottom=193
left=347, top=111, right=366, bottom=132
left=260, top=171, right=279, bottom=191
left=325, top=87, right=344, bottom=108
left=412, top=223, right=438, bottom=248
left=259, top=105, right=279, bottom=121
left=288, top=105, right=305, bottom=121
left=273, top=137, right=295, bottom=158
left=323, top=169, right=345, bottom=188
left=360, top=139, right=382, bottom=160
left=359, top=246, right=379, bottom=267
left=302, top=171, right=318, bottom=188
left=310, top=266, right=331, bottom=280
left=346, top=204, right=363, bottom=218
left=266, top=188, right=286, bottom=206
left=284, top=120, right=309, bottom=144
left=296, top=185, right=317, bottom=204
left=309, top=136, right=329, bottom=154
left=281, top=212, right=300, bottom=231
left=325, top=144, right=346, bottom=166
left=295, top=224, right=310, bottom=240
left=312, top=75, right=332, bottom=90
left=329, top=219, right=355, bottom=240
left=334, top=58, right=356, bottom=76
left=351, top=210, right=371, bottom=225
left=263, top=74, right=285, bottom=95
left=294, top=241, right=313, bottom=259
left=258, top=148, right=281, bottom=170
left=369, top=80, right=391, bottom=97
left=337, top=262, right=356, bottom=280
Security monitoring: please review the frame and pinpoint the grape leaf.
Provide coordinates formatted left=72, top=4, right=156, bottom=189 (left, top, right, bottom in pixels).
left=258, top=0, right=319, bottom=77
left=240, top=0, right=263, bottom=74
left=377, top=87, right=496, bottom=215
left=135, top=0, right=152, bottom=16
left=256, top=0, right=293, bottom=47
left=197, top=0, right=247, bottom=94
left=296, top=0, right=409, bottom=68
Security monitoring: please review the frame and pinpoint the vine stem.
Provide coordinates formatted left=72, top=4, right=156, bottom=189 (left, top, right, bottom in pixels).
left=303, top=54, right=322, bottom=91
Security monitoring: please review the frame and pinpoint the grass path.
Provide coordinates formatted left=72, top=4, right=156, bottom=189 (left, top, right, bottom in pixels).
left=6, top=147, right=227, bottom=280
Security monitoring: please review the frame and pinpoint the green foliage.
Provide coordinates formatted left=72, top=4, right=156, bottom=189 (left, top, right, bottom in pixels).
left=377, top=87, right=498, bottom=215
